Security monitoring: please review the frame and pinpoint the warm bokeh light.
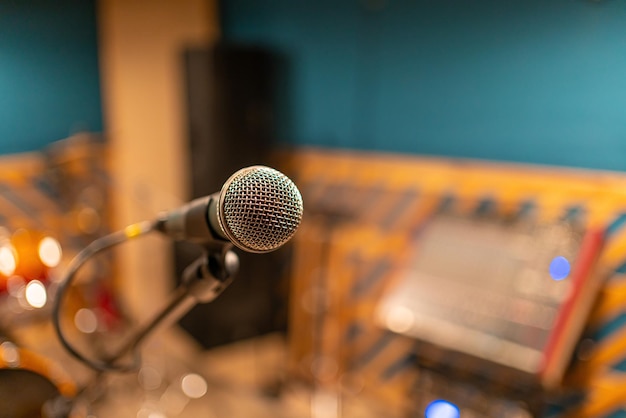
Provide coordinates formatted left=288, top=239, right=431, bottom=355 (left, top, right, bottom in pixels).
left=138, top=367, right=162, bottom=391
left=0, top=244, right=17, bottom=276
left=24, top=280, right=47, bottom=308
left=77, top=206, right=101, bottom=234
left=38, top=236, right=62, bottom=268
left=312, top=390, right=339, bottom=418
left=180, top=373, right=207, bottom=399
left=74, top=308, right=98, bottom=334
left=385, top=305, right=415, bottom=334
left=0, top=341, right=20, bottom=367
left=136, top=406, right=166, bottom=418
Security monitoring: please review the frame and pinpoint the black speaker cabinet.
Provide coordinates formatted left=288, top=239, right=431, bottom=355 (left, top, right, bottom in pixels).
left=175, top=43, right=289, bottom=349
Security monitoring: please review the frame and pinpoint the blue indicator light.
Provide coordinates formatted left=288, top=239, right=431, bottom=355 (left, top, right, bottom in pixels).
left=425, top=400, right=460, bottom=418
left=550, top=256, right=570, bottom=281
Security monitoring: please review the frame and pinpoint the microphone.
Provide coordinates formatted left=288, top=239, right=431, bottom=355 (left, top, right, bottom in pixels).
left=155, top=165, right=303, bottom=253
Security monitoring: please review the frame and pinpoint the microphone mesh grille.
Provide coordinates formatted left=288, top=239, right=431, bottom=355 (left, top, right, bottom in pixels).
left=219, top=166, right=303, bottom=253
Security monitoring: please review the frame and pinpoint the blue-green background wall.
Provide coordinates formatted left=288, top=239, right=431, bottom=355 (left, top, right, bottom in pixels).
left=0, top=0, right=102, bottom=154
left=1, top=0, right=624, bottom=169
left=221, top=0, right=626, bottom=171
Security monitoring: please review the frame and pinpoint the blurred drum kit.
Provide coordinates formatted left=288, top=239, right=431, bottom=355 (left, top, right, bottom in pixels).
left=0, top=134, right=117, bottom=418
left=0, top=334, right=76, bottom=418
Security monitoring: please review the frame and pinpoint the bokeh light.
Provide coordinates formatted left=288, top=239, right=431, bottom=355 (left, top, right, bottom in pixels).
left=549, top=256, right=570, bottom=281
left=38, top=236, right=62, bottom=268
left=77, top=207, right=101, bottom=234
left=181, top=373, right=208, bottom=399
left=136, top=407, right=166, bottom=418
left=0, top=245, right=17, bottom=276
left=0, top=341, right=20, bottom=367
left=138, top=366, right=162, bottom=391
left=385, top=305, right=415, bottom=333
left=425, top=400, right=460, bottom=418
left=24, top=280, right=47, bottom=308
left=74, top=308, right=98, bottom=334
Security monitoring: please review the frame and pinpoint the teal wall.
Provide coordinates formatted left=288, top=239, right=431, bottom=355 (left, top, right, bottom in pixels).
left=0, top=0, right=102, bottom=154
left=220, top=0, right=626, bottom=171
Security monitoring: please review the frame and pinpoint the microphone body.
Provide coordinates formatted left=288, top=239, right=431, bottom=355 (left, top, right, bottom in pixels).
left=155, top=166, right=303, bottom=253
left=156, top=194, right=225, bottom=243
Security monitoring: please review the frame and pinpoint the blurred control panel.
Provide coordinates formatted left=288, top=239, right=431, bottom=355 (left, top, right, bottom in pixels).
left=377, top=212, right=605, bottom=390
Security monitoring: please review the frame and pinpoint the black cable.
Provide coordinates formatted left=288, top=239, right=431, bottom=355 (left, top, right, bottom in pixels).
left=51, top=221, right=157, bottom=373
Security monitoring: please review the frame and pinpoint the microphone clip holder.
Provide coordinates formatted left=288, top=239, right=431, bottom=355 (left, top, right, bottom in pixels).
left=110, top=243, right=240, bottom=369
left=181, top=244, right=240, bottom=303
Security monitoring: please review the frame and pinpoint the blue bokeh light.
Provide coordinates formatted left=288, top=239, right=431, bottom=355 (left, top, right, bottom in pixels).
left=549, top=256, right=571, bottom=281
left=425, top=400, right=460, bottom=418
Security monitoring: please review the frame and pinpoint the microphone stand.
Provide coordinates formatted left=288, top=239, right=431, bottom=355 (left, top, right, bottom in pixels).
left=44, top=244, right=239, bottom=418
left=112, top=245, right=239, bottom=360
